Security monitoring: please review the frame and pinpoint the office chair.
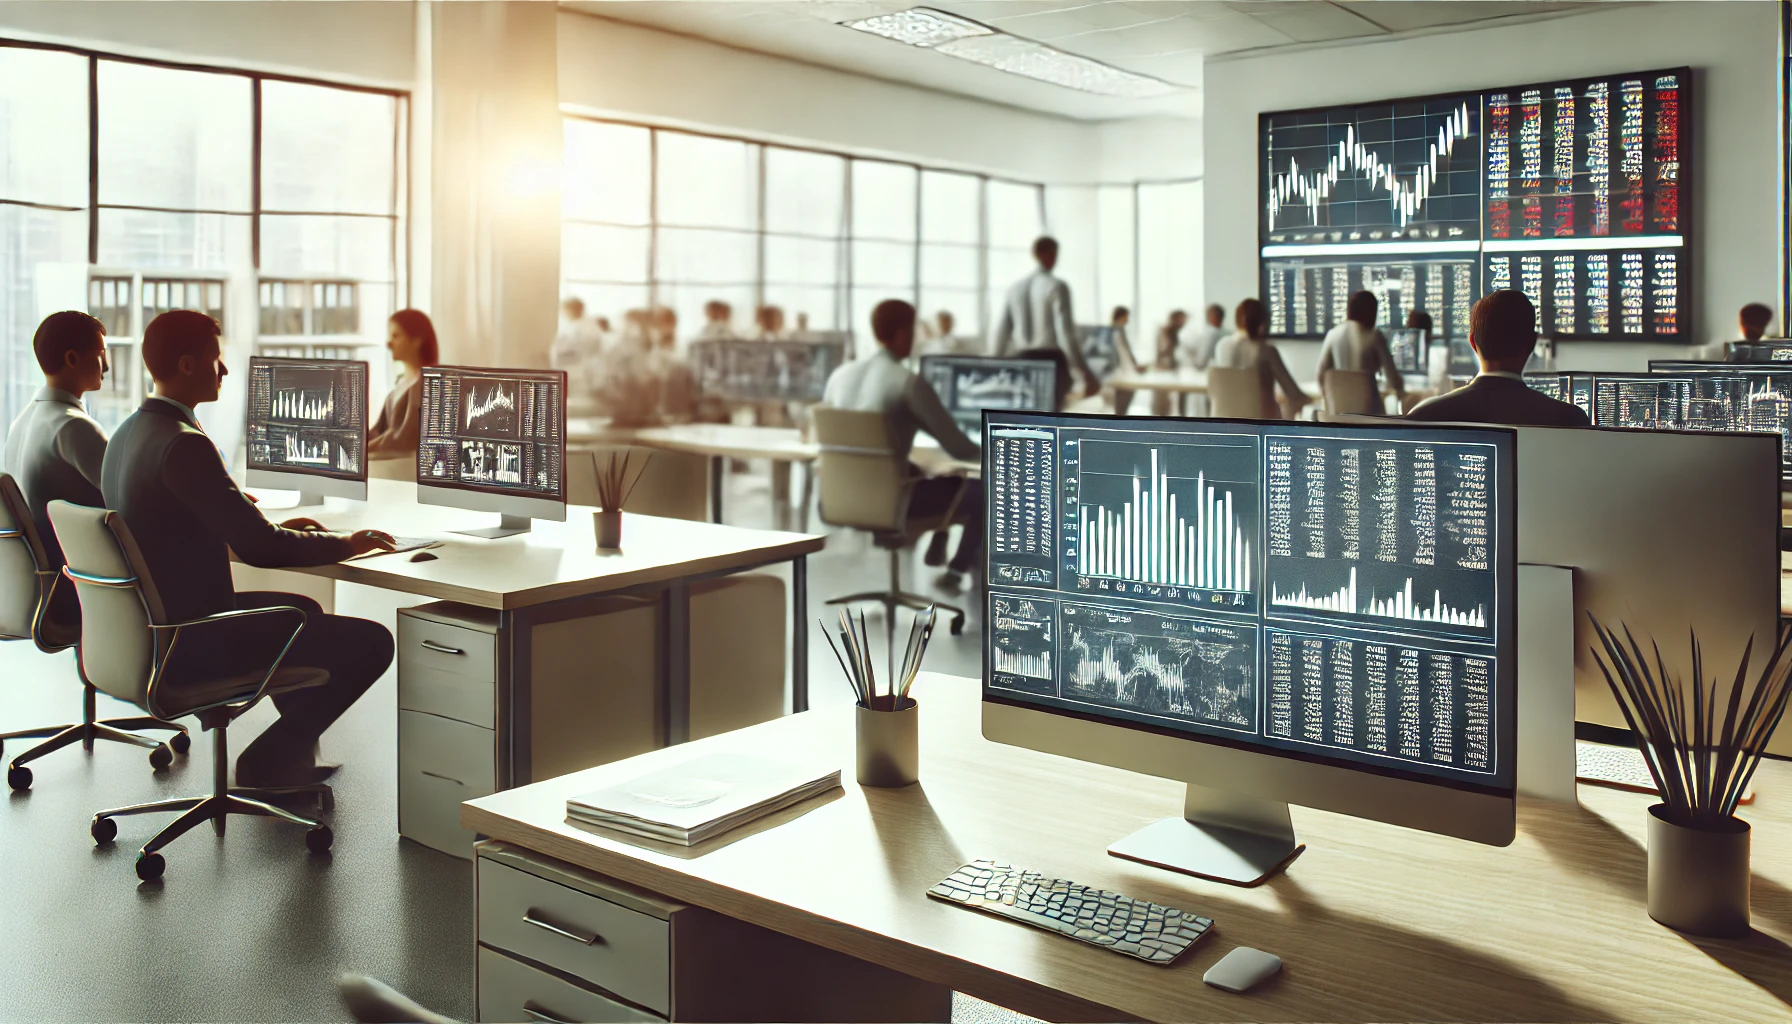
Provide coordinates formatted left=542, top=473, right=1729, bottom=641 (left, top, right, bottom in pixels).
left=812, top=408, right=968, bottom=647
left=1319, top=369, right=1382, bottom=419
left=1206, top=366, right=1275, bottom=419
left=49, top=501, right=334, bottom=882
left=337, top=975, right=461, bottom=1024
left=0, top=474, right=187, bottom=791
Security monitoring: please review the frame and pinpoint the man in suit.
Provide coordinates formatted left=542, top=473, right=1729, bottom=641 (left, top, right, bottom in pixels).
left=4, top=311, right=112, bottom=625
left=994, top=237, right=1097, bottom=402
left=1407, top=290, right=1590, bottom=428
left=101, top=310, right=397, bottom=787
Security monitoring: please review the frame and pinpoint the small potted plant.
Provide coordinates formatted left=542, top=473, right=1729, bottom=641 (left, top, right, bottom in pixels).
left=1590, top=616, right=1792, bottom=937
left=593, top=450, right=648, bottom=550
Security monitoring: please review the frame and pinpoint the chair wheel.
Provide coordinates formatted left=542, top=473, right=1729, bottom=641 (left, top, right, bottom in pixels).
left=91, top=816, right=117, bottom=845
left=134, top=852, right=165, bottom=882
left=148, top=744, right=173, bottom=771
left=7, top=764, right=30, bottom=791
left=305, top=825, right=334, bottom=854
left=949, top=614, right=966, bottom=636
left=169, top=732, right=191, bottom=755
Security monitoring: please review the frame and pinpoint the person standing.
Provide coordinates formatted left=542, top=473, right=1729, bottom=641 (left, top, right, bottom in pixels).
left=993, top=236, right=1097, bottom=402
left=368, top=309, right=438, bottom=458
left=101, top=310, right=397, bottom=787
left=1180, top=304, right=1226, bottom=371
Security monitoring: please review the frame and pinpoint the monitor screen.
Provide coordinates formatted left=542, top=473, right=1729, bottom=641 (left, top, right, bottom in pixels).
left=919, top=355, right=1059, bottom=436
left=691, top=338, right=847, bottom=403
left=1522, top=372, right=1567, bottom=402
left=1729, top=342, right=1792, bottom=364
left=1387, top=329, right=1429, bottom=375
left=245, top=356, right=368, bottom=482
left=1259, top=68, right=1690, bottom=344
left=417, top=366, right=566, bottom=502
left=984, top=411, right=1517, bottom=793
left=1641, top=362, right=1792, bottom=484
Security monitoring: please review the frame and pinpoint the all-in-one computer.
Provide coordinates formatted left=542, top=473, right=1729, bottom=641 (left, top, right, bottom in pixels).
left=416, top=365, right=567, bottom=538
left=244, top=356, right=369, bottom=505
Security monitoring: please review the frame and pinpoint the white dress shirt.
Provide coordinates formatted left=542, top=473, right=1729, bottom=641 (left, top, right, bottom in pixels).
left=1318, top=321, right=1405, bottom=393
left=822, top=349, right=980, bottom=463
left=993, top=269, right=1090, bottom=377
left=1180, top=323, right=1225, bottom=370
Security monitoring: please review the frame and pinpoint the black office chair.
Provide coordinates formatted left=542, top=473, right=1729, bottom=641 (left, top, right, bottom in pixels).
left=50, top=500, right=334, bottom=882
left=0, top=473, right=187, bottom=790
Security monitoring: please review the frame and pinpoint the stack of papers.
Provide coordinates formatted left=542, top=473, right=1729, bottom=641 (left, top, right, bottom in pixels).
left=566, top=753, right=840, bottom=845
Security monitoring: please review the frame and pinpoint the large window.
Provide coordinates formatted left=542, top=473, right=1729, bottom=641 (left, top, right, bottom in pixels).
left=0, top=41, right=405, bottom=439
left=562, top=117, right=1046, bottom=352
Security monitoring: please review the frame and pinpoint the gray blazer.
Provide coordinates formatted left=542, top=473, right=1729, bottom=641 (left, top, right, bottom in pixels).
left=4, top=386, right=106, bottom=569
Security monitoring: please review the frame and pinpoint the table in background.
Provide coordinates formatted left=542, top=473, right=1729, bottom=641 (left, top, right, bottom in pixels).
left=466, top=673, right=1792, bottom=1023
left=632, top=424, right=819, bottom=530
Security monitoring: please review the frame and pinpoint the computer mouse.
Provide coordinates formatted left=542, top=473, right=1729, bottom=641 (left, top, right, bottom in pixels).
left=409, top=551, right=438, bottom=563
left=1203, top=946, right=1282, bottom=993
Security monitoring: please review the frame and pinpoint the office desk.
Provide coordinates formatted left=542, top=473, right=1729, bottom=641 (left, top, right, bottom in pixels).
left=633, top=424, right=818, bottom=529
left=466, top=673, right=1792, bottom=1023
left=1108, top=370, right=1380, bottom=416
left=265, top=479, right=825, bottom=778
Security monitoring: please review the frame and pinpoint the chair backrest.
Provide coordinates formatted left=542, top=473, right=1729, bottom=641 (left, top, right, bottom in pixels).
left=811, top=407, right=910, bottom=533
left=1207, top=367, right=1274, bottom=419
left=0, top=474, right=50, bottom=643
left=1321, top=369, right=1381, bottom=417
left=47, top=501, right=167, bottom=708
left=567, top=445, right=709, bottom=522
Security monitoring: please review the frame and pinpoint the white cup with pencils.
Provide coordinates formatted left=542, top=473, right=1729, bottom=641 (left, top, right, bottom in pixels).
left=823, top=606, right=934, bottom=788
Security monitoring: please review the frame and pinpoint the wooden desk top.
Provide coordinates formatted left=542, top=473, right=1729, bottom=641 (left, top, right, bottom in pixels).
left=633, top=423, right=818, bottom=463
left=253, top=479, right=823, bottom=610
left=466, top=673, right=1792, bottom=1024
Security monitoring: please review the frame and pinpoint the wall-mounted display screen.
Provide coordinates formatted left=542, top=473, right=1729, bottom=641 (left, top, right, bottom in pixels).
left=1259, top=68, right=1689, bottom=344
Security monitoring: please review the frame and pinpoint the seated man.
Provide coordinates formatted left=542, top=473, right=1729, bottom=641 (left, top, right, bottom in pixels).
left=4, top=311, right=112, bottom=626
left=823, top=299, right=983, bottom=589
left=1406, top=290, right=1590, bottom=428
left=101, top=310, right=398, bottom=787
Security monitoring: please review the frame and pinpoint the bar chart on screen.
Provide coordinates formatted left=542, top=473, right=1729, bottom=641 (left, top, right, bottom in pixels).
left=1270, top=566, right=1486, bottom=628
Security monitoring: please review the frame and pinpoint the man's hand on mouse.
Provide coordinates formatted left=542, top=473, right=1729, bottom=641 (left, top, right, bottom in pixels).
left=347, top=529, right=397, bottom=555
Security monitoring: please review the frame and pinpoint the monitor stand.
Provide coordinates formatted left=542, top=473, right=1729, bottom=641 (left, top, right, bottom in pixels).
left=453, top=513, right=534, bottom=540
left=1107, top=781, right=1305, bottom=887
left=259, top=489, right=324, bottom=511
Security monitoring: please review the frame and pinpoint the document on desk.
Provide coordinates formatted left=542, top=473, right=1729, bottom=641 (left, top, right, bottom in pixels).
left=567, top=753, right=840, bottom=846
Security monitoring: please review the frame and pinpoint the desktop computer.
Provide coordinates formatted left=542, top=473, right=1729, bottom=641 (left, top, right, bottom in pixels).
left=416, top=365, right=567, bottom=538
left=244, top=356, right=369, bottom=504
left=691, top=338, right=848, bottom=404
left=918, top=355, right=1057, bottom=437
left=1728, top=341, right=1792, bottom=363
left=981, top=410, right=1517, bottom=886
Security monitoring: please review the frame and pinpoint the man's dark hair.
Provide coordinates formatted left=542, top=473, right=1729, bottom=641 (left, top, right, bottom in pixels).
left=1235, top=298, right=1268, bottom=339
left=871, top=298, right=916, bottom=345
left=33, top=311, right=105, bottom=375
left=1032, top=236, right=1059, bottom=262
left=141, top=309, right=221, bottom=382
left=1406, top=309, right=1435, bottom=333
left=1111, top=306, right=1129, bottom=322
left=1741, top=302, right=1775, bottom=336
left=1470, top=290, right=1538, bottom=366
left=1346, top=290, right=1379, bottom=327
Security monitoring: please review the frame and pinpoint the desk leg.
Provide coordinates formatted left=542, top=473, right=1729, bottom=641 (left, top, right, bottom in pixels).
left=662, top=582, right=692, bottom=745
left=792, top=554, right=808, bottom=714
left=798, top=462, right=814, bottom=533
left=771, top=460, right=792, bottom=531
left=709, top=455, right=724, bottom=524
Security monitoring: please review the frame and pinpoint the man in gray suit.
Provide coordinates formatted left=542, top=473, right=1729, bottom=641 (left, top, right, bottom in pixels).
left=4, top=311, right=112, bottom=625
left=993, top=237, right=1097, bottom=402
left=102, top=310, right=397, bottom=787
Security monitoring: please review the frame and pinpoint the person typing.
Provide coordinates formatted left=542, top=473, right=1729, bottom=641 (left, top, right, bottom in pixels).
left=1406, top=290, right=1590, bottom=428
left=823, top=299, right=983, bottom=590
left=100, top=310, right=398, bottom=787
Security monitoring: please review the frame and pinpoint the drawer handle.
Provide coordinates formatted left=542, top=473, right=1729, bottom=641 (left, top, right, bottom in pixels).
left=420, top=770, right=463, bottom=786
left=523, top=909, right=603, bottom=946
left=522, top=1002, right=575, bottom=1024
left=419, top=639, right=465, bottom=655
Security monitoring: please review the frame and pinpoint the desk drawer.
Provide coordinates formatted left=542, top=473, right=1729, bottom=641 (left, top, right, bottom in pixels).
left=478, top=947, right=662, bottom=1023
left=399, top=614, right=496, bottom=682
left=398, top=662, right=494, bottom=729
left=398, top=710, right=495, bottom=857
left=478, top=858, right=670, bottom=1015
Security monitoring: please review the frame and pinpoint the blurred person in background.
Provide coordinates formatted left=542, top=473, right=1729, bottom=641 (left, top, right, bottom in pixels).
left=1179, top=303, right=1226, bottom=371
left=995, top=236, right=1096, bottom=402
left=1213, top=298, right=1310, bottom=420
left=755, top=305, right=789, bottom=342
left=916, top=310, right=964, bottom=358
left=368, top=309, right=439, bottom=457
left=698, top=300, right=736, bottom=340
left=597, top=310, right=663, bottom=427
left=1317, top=290, right=1404, bottom=401
left=551, top=296, right=605, bottom=370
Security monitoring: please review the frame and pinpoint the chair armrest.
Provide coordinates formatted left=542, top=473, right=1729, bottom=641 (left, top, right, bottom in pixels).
left=148, top=605, right=310, bottom=719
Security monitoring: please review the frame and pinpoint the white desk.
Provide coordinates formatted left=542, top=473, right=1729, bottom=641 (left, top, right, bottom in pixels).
left=264, top=480, right=826, bottom=779
left=632, top=424, right=819, bottom=529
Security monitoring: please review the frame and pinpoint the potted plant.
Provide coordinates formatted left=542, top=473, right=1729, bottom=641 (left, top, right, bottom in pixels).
left=593, top=449, right=648, bottom=550
left=1589, top=617, right=1792, bottom=937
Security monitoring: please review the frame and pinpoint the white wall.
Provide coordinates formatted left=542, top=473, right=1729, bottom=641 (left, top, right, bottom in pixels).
left=557, top=10, right=1103, bottom=184
left=1203, top=1, right=1779, bottom=373
left=0, top=1, right=415, bottom=88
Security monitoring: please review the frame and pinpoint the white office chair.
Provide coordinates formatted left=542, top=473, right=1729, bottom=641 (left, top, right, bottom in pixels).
left=1319, top=369, right=1383, bottom=420
left=0, top=474, right=187, bottom=790
left=49, top=500, right=335, bottom=882
left=1206, top=367, right=1276, bottom=419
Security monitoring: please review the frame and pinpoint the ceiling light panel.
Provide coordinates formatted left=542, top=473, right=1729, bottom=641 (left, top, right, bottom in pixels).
left=844, top=8, right=992, bottom=47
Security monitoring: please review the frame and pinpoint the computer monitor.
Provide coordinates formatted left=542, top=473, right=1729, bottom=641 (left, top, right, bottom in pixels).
left=244, top=356, right=369, bottom=504
left=1728, top=341, right=1792, bottom=363
left=1522, top=372, right=1568, bottom=402
left=918, top=355, right=1058, bottom=437
left=982, top=411, right=1517, bottom=886
left=690, top=338, right=847, bottom=404
left=416, top=365, right=567, bottom=538
left=1387, top=328, right=1428, bottom=375
left=1645, top=361, right=1792, bottom=485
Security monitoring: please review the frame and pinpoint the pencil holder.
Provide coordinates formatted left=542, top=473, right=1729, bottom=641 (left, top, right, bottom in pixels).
left=1648, top=804, right=1750, bottom=937
left=856, top=698, right=918, bottom=788
left=593, top=509, right=622, bottom=549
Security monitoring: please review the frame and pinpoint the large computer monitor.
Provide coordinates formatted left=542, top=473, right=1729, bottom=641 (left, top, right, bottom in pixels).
left=918, top=355, right=1058, bottom=437
left=982, top=411, right=1517, bottom=886
left=1387, top=328, right=1428, bottom=376
left=416, top=365, right=567, bottom=538
left=1646, top=361, right=1792, bottom=485
left=690, top=338, right=847, bottom=404
left=244, top=356, right=369, bottom=504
